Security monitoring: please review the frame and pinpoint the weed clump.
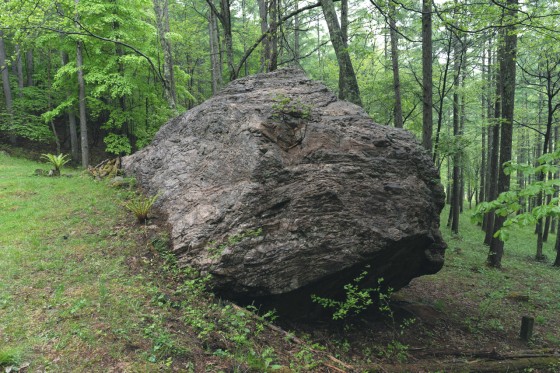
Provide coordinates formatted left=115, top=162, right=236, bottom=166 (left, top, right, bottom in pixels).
left=125, top=193, right=159, bottom=223
left=41, top=153, right=70, bottom=176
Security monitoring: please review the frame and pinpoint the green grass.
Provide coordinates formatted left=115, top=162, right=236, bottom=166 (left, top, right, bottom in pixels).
left=428, top=206, right=560, bottom=345
left=0, top=153, right=170, bottom=371
left=0, top=153, right=325, bottom=372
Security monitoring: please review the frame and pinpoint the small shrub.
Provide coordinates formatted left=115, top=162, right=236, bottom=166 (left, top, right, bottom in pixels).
left=311, top=268, right=374, bottom=320
left=271, top=94, right=311, bottom=121
left=41, top=153, right=70, bottom=176
left=125, top=193, right=159, bottom=223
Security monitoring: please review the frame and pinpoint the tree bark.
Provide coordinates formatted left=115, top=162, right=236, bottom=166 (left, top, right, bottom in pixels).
left=25, top=50, right=33, bottom=87
left=488, top=0, right=518, bottom=267
left=75, top=0, right=89, bottom=167
left=294, top=0, right=300, bottom=66
left=208, top=10, right=222, bottom=94
left=451, top=35, right=461, bottom=234
left=484, top=40, right=502, bottom=244
left=61, top=51, right=80, bottom=160
left=153, top=0, right=177, bottom=109
left=320, top=0, right=362, bottom=106
left=269, top=0, right=278, bottom=71
left=0, top=29, right=15, bottom=145
left=257, top=0, right=270, bottom=71
left=338, top=0, right=348, bottom=100
left=388, top=0, right=403, bottom=128
left=15, top=45, right=24, bottom=96
left=421, top=0, right=433, bottom=153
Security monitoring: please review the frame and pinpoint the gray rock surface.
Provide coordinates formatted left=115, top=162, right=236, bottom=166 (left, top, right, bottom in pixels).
left=123, top=68, right=446, bottom=312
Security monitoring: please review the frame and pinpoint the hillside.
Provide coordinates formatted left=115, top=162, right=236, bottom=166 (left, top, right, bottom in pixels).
left=1, top=152, right=559, bottom=372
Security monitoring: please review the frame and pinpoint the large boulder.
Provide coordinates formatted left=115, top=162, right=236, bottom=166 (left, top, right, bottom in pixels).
left=123, top=68, right=446, bottom=314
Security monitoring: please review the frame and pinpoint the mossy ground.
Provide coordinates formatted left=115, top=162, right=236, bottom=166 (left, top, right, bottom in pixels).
left=1, top=152, right=559, bottom=372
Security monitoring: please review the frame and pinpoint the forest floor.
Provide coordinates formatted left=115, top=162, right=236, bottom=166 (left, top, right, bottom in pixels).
left=1, top=149, right=560, bottom=372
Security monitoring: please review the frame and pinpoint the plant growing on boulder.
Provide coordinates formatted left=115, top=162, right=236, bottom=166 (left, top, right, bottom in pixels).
left=124, top=193, right=159, bottom=223
left=41, top=153, right=70, bottom=176
left=271, top=94, right=311, bottom=121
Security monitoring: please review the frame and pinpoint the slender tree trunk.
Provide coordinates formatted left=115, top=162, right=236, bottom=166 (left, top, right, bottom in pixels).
left=320, top=0, right=362, bottom=106
left=154, top=0, right=177, bottom=109
left=535, top=96, right=554, bottom=259
left=554, top=219, right=560, bottom=266
left=15, top=45, right=24, bottom=96
left=422, top=0, right=433, bottom=153
left=208, top=11, right=222, bottom=94
left=294, top=0, right=300, bottom=66
left=46, top=51, right=61, bottom=154
left=269, top=0, right=278, bottom=71
left=0, top=29, right=15, bottom=145
left=241, top=0, right=248, bottom=76
left=25, top=50, right=33, bottom=87
left=75, top=0, right=89, bottom=167
left=257, top=0, right=270, bottom=71
left=484, top=42, right=502, bottom=244
left=338, top=0, right=348, bottom=99
left=388, top=0, right=403, bottom=128
left=488, top=0, right=518, bottom=268
left=61, top=51, right=79, bottom=160
left=551, top=126, right=559, bottom=235
left=482, top=44, right=493, bottom=230
left=451, top=35, right=461, bottom=234
left=432, top=34, right=453, bottom=165
left=221, top=0, right=235, bottom=80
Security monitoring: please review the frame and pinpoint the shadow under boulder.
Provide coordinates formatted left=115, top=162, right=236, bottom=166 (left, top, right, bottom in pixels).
left=122, top=68, right=446, bottom=318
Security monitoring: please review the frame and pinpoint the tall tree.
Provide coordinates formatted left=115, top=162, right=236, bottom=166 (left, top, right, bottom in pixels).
left=488, top=0, right=518, bottom=268
left=154, top=0, right=177, bottom=109
left=320, top=0, right=362, bottom=106
left=0, top=29, right=15, bottom=145
left=208, top=10, right=222, bottom=94
left=388, top=0, right=403, bottom=128
left=421, top=0, right=433, bottom=153
left=75, top=0, right=89, bottom=167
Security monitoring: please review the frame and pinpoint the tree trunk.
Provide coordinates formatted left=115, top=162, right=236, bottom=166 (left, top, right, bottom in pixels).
left=488, top=0, right=518, bottom=268
left=388, top=0, right=403, bottom=128
left=484, top=41, right=502, bottom=244
left=554, top=219, right=560, bottom=266
left=451, top=35, right=461, bottom=234
left=153, top=0, right=177, bottom=109
left=15, top=45, right=24, bottom=96
left=482, top=44, right=494, bottom=230
left=46, top=50, right=61, bottom=154
left=61, top=51, right=80, bottom=160
left=269, top=0, right=278, bottom=71
left=338, top=0, right=348, bottom=100
left=257, top=0, right=270, bottom=71
left=320, top=0, right=362, bottom=106
left=76, top=0, right=89, bottom=167
left=421, top=0, right=433, bottom=153
left=294, top=0, right=300, bottom=66
left=221, top=0, right=235, bottom=80
left=25, top=50, right=33, bottom=87
left=0, top=29, right=15, bottom=145
left=208, top=10, right=222, bottom=94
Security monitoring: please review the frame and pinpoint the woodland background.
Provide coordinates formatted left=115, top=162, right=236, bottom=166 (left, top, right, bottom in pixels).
left=1, top=0, right=560, bottom=268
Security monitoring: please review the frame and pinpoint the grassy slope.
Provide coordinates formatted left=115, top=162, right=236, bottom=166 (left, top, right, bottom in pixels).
left=1, top=153, right=560, bottom=372
left=0, top=153, right=163, bottom=370
left=0, top=153, right=337, bottom=372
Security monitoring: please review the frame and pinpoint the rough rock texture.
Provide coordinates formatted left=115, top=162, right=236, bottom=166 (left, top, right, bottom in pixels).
left=123, top=68, right=446, bottom=312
